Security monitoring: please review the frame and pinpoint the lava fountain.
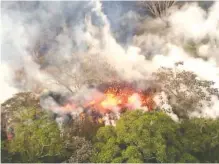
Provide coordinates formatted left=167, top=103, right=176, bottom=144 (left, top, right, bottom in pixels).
left=58, top=83, right=156, bottom=115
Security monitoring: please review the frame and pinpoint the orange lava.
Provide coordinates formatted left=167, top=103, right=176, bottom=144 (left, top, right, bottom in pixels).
left=86, top=85, right=155, bottom=114
left=60, top=85, right=155, bottom=114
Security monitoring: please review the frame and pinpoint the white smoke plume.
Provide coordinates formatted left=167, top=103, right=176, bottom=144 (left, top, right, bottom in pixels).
left=150, top=2, right=219, bottom=119
left=0, top=64, right=18, bottom=103
left=1, top=1, right=219, bottom=120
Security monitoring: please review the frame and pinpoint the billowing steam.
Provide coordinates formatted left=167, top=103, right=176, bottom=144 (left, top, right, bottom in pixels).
left=1, top=1, right=219, bottom=121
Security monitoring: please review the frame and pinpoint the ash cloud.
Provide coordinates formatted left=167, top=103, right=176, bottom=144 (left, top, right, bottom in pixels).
left=1, top=1, right=219, bottom=119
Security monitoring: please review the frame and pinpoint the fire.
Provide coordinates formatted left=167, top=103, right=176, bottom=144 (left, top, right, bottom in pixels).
left=100, top=93, right=122, bottom=108
left=128, top=93, right=139, bottom=104
left=57, top=84, right=156, bottom=115
left=86, top=84, right=156, bottom=113
left=45, top=83, right=157, bottom=126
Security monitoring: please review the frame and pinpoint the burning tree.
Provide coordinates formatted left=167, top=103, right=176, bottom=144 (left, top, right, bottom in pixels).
left=153, top=64, right=219, bottom=119
left=39, top=82, right=157, bottom=127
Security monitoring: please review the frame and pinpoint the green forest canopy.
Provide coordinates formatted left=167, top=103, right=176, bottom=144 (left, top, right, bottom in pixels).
left=2, top=107, right=219, bottom=163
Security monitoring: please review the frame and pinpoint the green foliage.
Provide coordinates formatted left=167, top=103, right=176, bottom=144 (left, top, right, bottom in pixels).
left=2, top=104, right=97, bottom=163
left=1, top=140, right=13, bottom=163
left=178, top=153, right=199, bottom=163
left=2, top=95, right=219, bottom=163
left=92, top=110, right=182, bottom=163
left=180, top=118, right=219, bottom=162
left=61, top=116, right=100, bottom=163
left=92, top=110, right=219, bottom=163
left=5, top=107, right=66, bottom=163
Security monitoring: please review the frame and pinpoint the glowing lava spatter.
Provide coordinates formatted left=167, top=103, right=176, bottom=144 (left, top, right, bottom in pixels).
left=86, top=85, right=155, bottom=113
left=59, top=84, right=156, bottom=114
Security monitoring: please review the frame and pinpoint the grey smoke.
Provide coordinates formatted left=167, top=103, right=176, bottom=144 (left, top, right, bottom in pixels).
left=1, top=1, right=219, bottom=119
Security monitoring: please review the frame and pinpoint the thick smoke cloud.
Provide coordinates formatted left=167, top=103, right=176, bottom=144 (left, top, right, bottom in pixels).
left=1, top=1, right=219, bottom=119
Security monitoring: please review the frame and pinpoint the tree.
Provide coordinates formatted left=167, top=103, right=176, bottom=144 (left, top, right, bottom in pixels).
left=91, top=110, right=184, bottom=163
left=138, top=1, right=176, bottom=25
left=63, top=115, right=103, bottom=140
left=39, top=53, right=118, bottom=93
left=92, top=110, right=219, bottom=163
left=179, top=118, right=219, bottom=162
left=5, top=107, right=67, bottom=163
left=91, top=125, right=119, bottom=163
left=60, top=114, right=101, bottom=162
left=153, top=64, right=219, bottom=119
left=1, top=137, right=13, bottom=163
left=1, top=92, right=40, bottom=136
left=141, top=1, right=175, bottom=17
left=63, top=136, right=94, bottom=163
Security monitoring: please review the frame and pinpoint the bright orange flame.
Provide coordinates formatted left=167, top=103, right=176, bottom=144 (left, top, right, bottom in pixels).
left=58, top=84, right=156, bottom=114
left=128, top=93, right=139, bottom=104
left=86, top=85, right=155, bottom=113
left=89, top=100, right=96, bottom=105
left=100, top=93, right=121, bottom=108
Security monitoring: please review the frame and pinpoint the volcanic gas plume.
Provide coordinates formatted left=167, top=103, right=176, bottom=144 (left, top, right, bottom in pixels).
left=1, top=1, right=219, bottom=121
left=40, top=83, right=156, bottom=125
left=72, top=84, right=154, bottom=113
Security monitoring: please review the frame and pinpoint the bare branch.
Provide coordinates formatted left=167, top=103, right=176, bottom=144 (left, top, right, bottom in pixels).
left=139, top=1, right=176, bottom=20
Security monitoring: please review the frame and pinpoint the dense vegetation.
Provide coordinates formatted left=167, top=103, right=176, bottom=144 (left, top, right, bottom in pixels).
left=2, top=106, right=219, bottom=163
left=1, top=67, right=219, bottom=163
left=92, top=110, right=219, bottom=163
